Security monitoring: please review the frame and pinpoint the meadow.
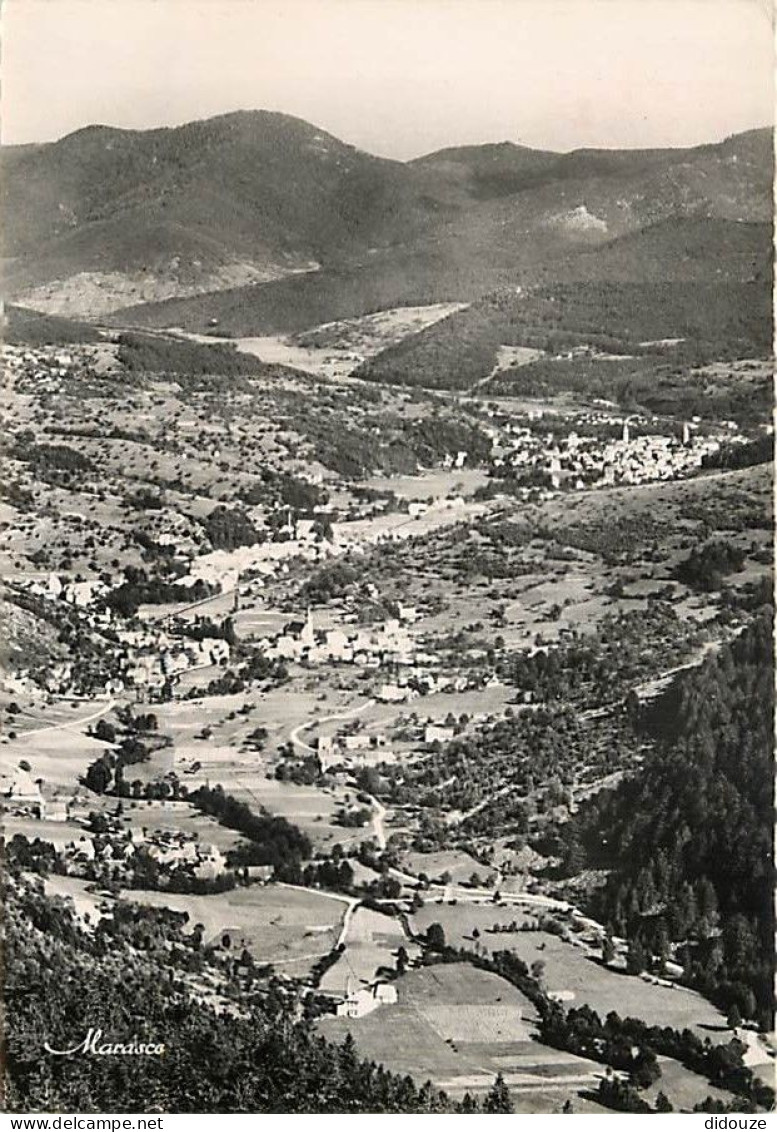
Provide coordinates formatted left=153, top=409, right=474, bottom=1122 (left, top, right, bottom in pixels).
left=319, top=906, right=414, bottom=995
left=126, top=882, right=347, bottom=972
left=411, top=902, right=730, bottom=1035
left=319, top=962, right=605, bottom=1109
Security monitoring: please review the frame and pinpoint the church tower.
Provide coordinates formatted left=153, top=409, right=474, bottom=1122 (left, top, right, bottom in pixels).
left=300, top=607, right=315, bottom=649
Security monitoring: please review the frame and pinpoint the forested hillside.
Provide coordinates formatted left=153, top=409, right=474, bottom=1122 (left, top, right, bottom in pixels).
left=355, top=282, right=772, bottom=392
left=4, top=875, right=463, bottom=1112
left=574, top=613, right=774, bottom=1027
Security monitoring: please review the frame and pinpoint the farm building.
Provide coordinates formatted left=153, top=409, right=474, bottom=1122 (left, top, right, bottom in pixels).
left=336, top=981, right=398, bottom=1019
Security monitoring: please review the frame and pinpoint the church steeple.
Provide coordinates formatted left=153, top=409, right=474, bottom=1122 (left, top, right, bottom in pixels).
left=301, top=606, right=315, bottom=648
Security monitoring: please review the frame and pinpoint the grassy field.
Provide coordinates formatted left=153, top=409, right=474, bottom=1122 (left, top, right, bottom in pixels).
left=319, top=962, right=607, bottom=1110
left=319, top=906, right=414, bottom=994
left=141, top=691, right=362, bottom=849
left=411, top=903, right=730, bottom=1036
left=643, top=1058, right=734, bottom=1113
left=402, top=850, right=499, bottom=886
left=363, top=467, right=489, bottom=502
left=126, top=882, right=347, bottom=973
left=0, top=713, right=112, bottom=791
left=319, top=952, right=734, bottom=1110
left=412, top=901, right=535, bottom=941
left=5, top=816, right=84, bottom=848
left=43, top=874, right=108, bottom=924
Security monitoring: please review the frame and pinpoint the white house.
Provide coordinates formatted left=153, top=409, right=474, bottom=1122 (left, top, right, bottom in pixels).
left=378, top=684, right=408, bottom=703
left=425, top=724, right=455, bottom=745
left=373, top=982, right=398, bottom=1005
left=324, top=630, right=350, bottom=659
left=193, top=844, right=227, bottom=880
left=343, top=734, right=370, bottom=752
left=336, top=981, right=398, bottom=1019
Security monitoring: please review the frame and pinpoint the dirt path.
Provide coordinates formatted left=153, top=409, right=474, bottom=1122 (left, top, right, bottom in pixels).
left=362, top=792, right=387, bottom=850
left=17, top=698, right=116, bottom=738
left=289, top=698, right=376, bottom=754
left=275, top=882, right=359, bottom=949
left=289, top=700, right=389, bottom=848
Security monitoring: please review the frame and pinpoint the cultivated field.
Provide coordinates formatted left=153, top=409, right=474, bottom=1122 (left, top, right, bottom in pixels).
left=319, top=962, right=607, bottom=1110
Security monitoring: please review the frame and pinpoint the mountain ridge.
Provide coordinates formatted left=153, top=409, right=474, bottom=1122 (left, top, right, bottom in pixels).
left=1, top=110, right=771, bottom=320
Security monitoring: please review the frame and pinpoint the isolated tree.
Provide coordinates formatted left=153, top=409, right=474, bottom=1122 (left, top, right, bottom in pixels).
left=602, top=934, right=616, bottom=964
left=426, top=922, right=446, bottom=952
left=655, top=1092, right=673, bottom=1113
left=484, top=1073, right=513, bottom=1114
left=85, top=758, right=111, bottom=795
left=94, top=719, right=116, bottom=743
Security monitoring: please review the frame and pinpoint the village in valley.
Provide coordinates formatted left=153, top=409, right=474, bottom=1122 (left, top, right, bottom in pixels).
left=0, top=9, right=774, bottom=1099
left=1, top=301, right=773, bottom=1113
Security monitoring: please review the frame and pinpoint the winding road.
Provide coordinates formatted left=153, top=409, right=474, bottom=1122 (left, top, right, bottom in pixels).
left=275, top=882, right=359, bottom=950
left=289, top=698, right=376, bottom=754
left=11, top=698, right=116, bottom=741
left=289, top=698, right=389, bottom=848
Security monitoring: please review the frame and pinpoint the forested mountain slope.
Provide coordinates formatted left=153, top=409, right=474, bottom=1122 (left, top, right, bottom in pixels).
left=574, top=612, right=774, bottom=1028
left=4, top=875, right=461, bottom=1112
left=1, top=114, right=770, bottom=320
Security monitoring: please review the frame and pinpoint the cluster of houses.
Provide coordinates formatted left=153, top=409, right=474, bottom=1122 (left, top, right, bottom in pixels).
left=1, top=782, right=233, bottom=885
left=131, top=828, right=228, bottom=879
left=26, top=571, right=111, bottom=611
left=265, top=608, right=415, bottom=666
left=120, top=626, right=230, bottom=692
left=316, top=721, right=459, bottom=773
left=2, top=344, right=81, bottom=388
left=377, top=669, right=500, bottom=704
left=51, top=826, right=229, bottom=884
left=8, top=571, right=231, bottom=699
left=186, top=496, right=476, bottom=599
left=488, top=412, right=740, bottom=491
left=263, top=608, right=500, bottom=703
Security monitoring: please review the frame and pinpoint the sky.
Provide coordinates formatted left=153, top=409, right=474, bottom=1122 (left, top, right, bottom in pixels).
left=1, top=0, right=773, bottom=158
